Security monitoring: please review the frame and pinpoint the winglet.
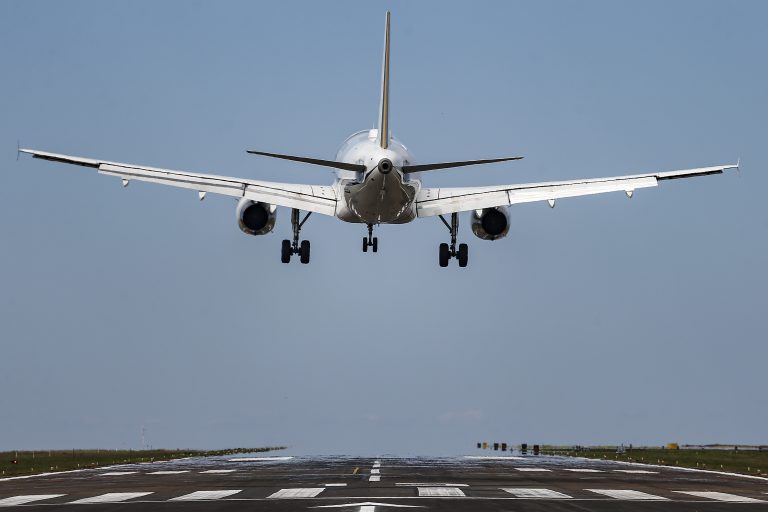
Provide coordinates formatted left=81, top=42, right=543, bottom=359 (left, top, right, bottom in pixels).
left=377, top=11, right=391, bottom=150
left=16, top=140, right=20, bottom=161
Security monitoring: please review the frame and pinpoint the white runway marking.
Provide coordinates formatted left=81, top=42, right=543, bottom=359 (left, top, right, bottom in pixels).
left=227, top=456, right=294, bottom=462
left=170, top=490, right=242, bottom=501
left=674, top=491, right=765, bottom=503
left=98, top=471, right=137, bottom=476
left=514, top=467, right=551, bottom=472
left=372, top=463, right=381, bottom=468
left=324, top=483, right=348, bottom=487
left=69, top=492, right=153, bottom=504
left=360, top=507, right=374, bottom=512
left=588, top=489, right=669, bottom=500
left=502, top=488, right=572, bottom=499
left=396, top=483, right=469, bottom=487
left=200, top=469, right=236, bottom=474
left=371, top=468, right=381, bottom=474
left=564, top=468, right=603, bottom=473
left=614, top=469, right=658, bottom=474
left=0, top=495, right=64, bottom=507
left=417, top=487, right=465, bottom=497
left=150, top=470, right=189, bottom=475
left=369, top=475, right=381, bottom=482
left=268, top=488, right=325, bottom=499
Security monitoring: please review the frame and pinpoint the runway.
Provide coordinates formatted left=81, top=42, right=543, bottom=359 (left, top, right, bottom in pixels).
left=1, top=454, right=767, bottom=510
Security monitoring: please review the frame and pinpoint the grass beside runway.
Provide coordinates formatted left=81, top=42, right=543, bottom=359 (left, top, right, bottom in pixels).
left=0, top=446, right=286, bottom=478
left=545, top=446, right=768, bottom=478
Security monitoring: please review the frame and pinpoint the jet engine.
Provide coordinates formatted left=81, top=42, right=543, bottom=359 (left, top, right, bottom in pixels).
left=236, top=198, right=276, bottom=236
left=471, top=207, right=510, bottom=240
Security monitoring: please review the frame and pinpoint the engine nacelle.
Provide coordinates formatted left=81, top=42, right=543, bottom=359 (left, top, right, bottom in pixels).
left=471, top=207, right=510, bottom=240
left=236, top=198, right=276, bottom=236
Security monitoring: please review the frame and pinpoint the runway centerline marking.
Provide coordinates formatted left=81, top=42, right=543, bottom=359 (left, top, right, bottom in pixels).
left=98, top=471, right=137, bottom=476
left=227, top=456, right=293, bottom=462
left=614, top=469, right=658, bottom=474
left=417, top=487, right=465, bottom=497
left=170, top=490, right=242, bottom=501
left=200, top=469, right=236, bottom=474
left=396, top=483, right=469, bottom=487
left=150, top=470, right=189, bottom=475
left=0, top=495, right=64, bottom=507
left=564, top=468, right=603, bottom=473
left=324, top=483, right=347, bottom=487
left=587, top=489, right=669, bottom=500
left=69, top=492, right=153, bottom=504
left=674, top=491, right=765, bottom=503
left=514, top=467, right=551, bottom=472
left=501, top=488, right=572, bottom=499
left=268, top=488, right=326, bottom=499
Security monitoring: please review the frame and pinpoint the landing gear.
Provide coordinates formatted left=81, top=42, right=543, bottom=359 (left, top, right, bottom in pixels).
left=281, top=209, right=312, bottom=264
left=438, top=212, right=469, bottom=268
left=362, top=223, right=378, bottom=253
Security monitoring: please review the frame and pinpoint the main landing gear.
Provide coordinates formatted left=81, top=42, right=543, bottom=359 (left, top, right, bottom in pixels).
left=438, top=212, right=468, bottom=268
left=362, top=223, right=378, bottom=253
left=281, top=209, right=312, bottom=264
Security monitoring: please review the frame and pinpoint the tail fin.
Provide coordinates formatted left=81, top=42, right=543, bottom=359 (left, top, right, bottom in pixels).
left=378, top=11, right=391, bottom=149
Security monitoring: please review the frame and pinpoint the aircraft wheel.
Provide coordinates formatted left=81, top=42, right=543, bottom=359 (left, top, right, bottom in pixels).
left=372, top=237, right=378, bottom=253
left=300, top=240, right=311, bottom=264
left=281, top=240, right=292, bottom=263
left=439, top=243, right=450, bottom=267
left=457, top=243, right=468, bottom=267
left=363, top=237, right=368, bottom=252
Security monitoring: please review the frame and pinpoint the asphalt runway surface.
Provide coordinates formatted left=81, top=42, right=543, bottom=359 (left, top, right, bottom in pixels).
left=1, top=454, right=767, bottom=511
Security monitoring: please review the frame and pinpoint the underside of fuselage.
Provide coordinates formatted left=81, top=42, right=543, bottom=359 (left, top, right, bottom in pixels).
left=339, top=169, right=417, bottom=224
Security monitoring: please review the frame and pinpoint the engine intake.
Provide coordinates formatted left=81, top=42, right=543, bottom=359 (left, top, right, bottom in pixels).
left=236, top=198, right=276, bottom=236
left=471, top=207, right=510, bottom=240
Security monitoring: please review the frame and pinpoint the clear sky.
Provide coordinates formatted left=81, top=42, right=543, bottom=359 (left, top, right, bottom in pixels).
left=1, top=0, right=766, bottom=455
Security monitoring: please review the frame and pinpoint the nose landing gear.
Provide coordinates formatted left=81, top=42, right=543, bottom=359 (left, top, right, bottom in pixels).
left=362, top=223, right=378, bottom=253
left=438, top=212, right=468, bottom=268
left=281, top=209, right=312, bottom=264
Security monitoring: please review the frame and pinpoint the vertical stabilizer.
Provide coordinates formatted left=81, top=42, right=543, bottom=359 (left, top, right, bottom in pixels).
left=378, top=11, right=391, bottom=149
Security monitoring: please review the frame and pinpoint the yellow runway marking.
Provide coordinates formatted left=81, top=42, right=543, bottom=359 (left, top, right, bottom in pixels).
left=353, top=467, right=359, bottom=475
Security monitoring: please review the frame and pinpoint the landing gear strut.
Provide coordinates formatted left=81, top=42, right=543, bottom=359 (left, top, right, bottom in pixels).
left=438, top=212, right=468, bottom=268
left=281, top=209, right=312, bottom=264
left=362, top=223, right=378, bottom=253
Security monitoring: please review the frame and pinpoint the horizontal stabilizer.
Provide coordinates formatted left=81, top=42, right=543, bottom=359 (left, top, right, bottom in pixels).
left=247, top=150, right=366, bottom=172
left=402, top=156, right=523, bottom=173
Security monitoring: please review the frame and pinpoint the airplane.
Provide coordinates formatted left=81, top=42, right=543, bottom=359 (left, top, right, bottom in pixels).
left=20, top=12, right=737, bottom=268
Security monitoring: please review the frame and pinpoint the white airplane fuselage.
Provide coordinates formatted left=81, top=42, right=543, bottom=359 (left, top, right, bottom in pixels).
left=332, top=129, right=420, bottom=224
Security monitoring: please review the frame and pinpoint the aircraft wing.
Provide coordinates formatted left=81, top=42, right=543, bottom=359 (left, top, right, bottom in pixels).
left=415, top=163, right=738, bottom=217
left=20, top=149, right=338, bottom=216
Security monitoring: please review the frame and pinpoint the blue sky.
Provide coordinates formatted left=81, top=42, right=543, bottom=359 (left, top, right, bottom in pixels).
left=0, top=0, right=766, bottom=454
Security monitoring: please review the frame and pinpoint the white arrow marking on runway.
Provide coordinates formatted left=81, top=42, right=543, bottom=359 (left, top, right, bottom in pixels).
left=674, top=491, right=765, bottom=503
left=313, top=502, right=424, bottom=508
left=170, top=490, right=242, bottom=501
left=69, top=492, right=153, bottom=504
left=0, top=495, right=64, bottom=507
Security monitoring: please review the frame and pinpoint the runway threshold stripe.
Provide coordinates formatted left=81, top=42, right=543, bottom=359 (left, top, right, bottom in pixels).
left=417, top=487, right=465, bottom=497
left=0, top=495, right=64, bottom=507
left=369, top=475, right=381, bottom=482
left=502, top=488, right=572, bottom=499
left=674, top=491, right=765, bottom=503
left=170, top=490, right=242, bottom=501
left=268, top=488, right=325, bottom=499
left=588, top=489, right=669, bottom=501
left=69, top=492, right=153, bottom=504
left=371, top=469, right=381, bottom=474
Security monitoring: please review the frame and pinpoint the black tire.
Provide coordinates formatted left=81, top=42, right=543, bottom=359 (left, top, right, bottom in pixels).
left=363, top=237, right=368, bottom=252
left=439, top=243, right=450, bottom=267
left=458, top=243, right=469, bottom=267
left=281, top=240, right=292, bottom=263
left=300, top=240, right=310, bottom=264
left=372, top=237, right=378, bottom=253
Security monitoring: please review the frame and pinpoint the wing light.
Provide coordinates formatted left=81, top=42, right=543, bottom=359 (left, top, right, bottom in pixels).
left=547, top=199, right=556, bottom=208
